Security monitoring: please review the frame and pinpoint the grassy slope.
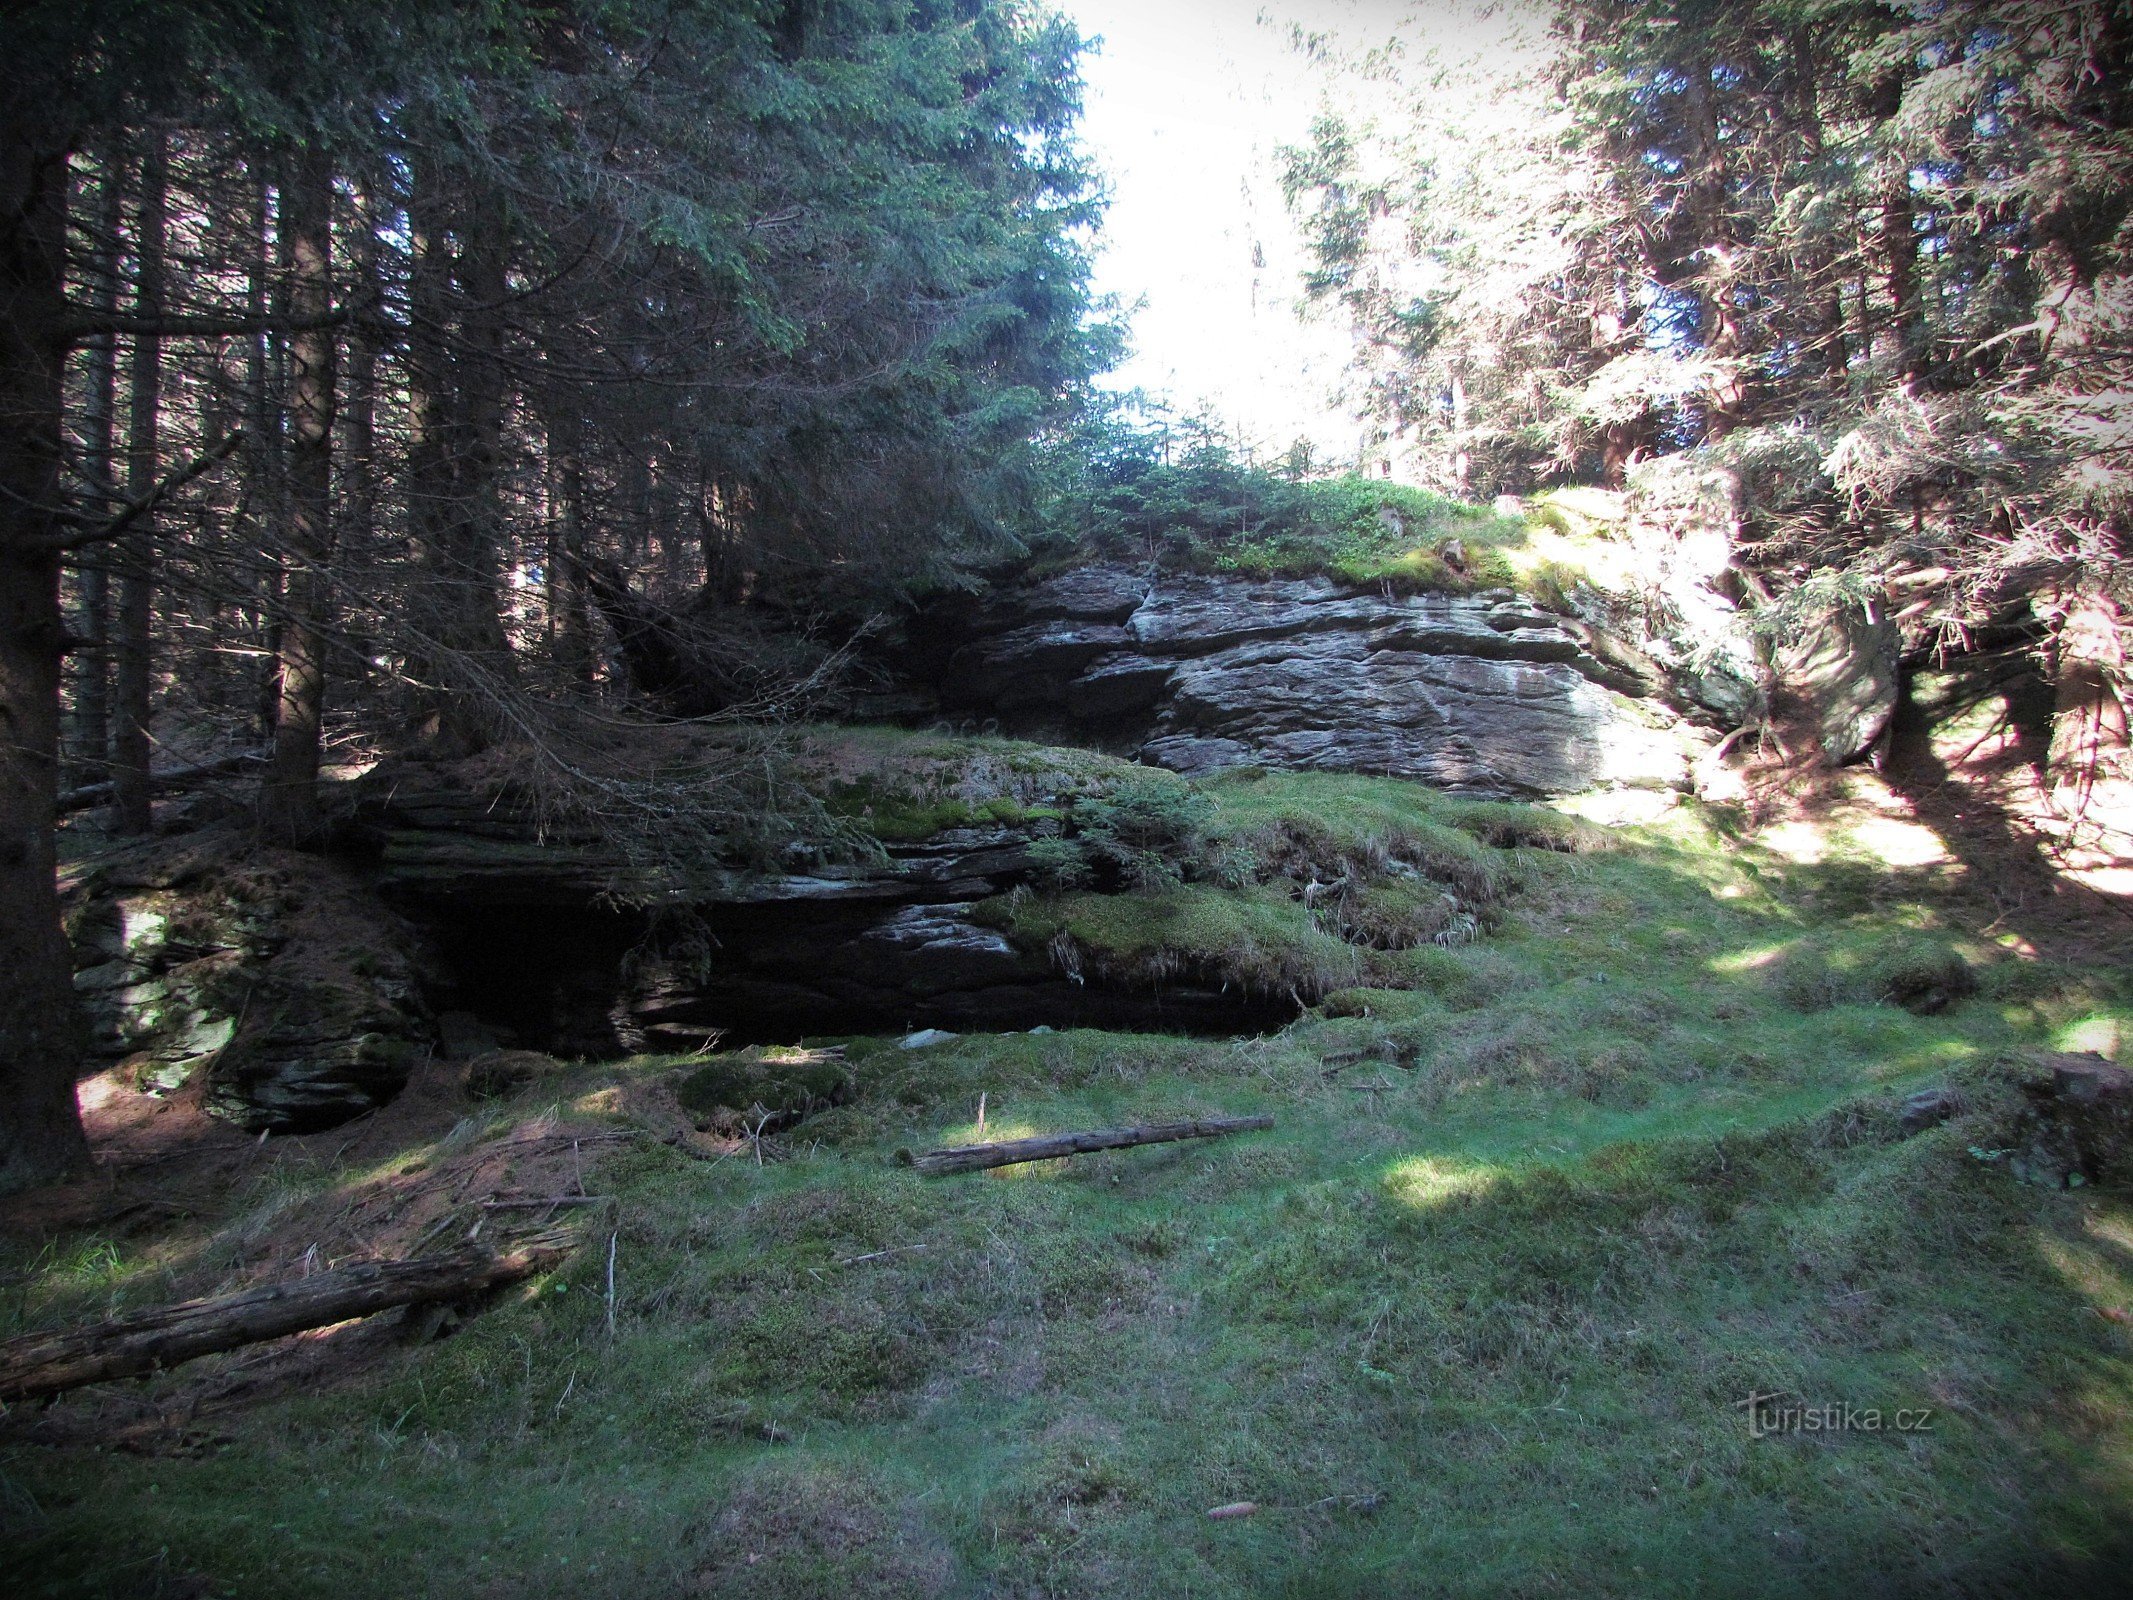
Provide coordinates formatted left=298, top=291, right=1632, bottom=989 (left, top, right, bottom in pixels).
left=7, top=762, right=2133, bottom=1598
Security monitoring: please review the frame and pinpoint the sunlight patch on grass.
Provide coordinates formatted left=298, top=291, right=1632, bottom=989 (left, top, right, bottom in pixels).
left=2054, top=1014, right=2125, bottom=1058
left=1710, top=941, right=1792, bottom=974
left=1759, top=819, right=1833, bottom=864
left=923, top=1116, right=1070, bottom=1179
left=2037, top=1231, right=2133, bottom=1320
left=1382, top=1155, right=1505, bottom=1209
left=1846, top=813, right=1956, bottom=868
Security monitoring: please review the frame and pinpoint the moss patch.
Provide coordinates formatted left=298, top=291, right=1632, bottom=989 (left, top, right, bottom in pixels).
left=676, top=1047, right=856, bottom=1133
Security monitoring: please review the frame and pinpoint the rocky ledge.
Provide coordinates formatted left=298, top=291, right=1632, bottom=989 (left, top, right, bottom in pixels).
left=921, top=565, right=1717, bottom=797
left=335, top=766, right=1296, bottom=1060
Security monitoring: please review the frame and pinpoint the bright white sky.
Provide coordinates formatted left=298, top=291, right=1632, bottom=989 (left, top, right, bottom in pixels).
left=1060, top=0, right=1540, bottom=465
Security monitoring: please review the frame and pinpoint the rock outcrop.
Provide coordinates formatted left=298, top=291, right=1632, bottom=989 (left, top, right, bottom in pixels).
left=65, top=844, right=433, bottom=1132
left=347, top=772, right=1296, bottom=1053
left=925, top=566, right=1714, bottom=797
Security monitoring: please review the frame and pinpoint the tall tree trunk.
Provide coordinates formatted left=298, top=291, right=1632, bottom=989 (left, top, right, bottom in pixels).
left=1683, top=57, right=1744, bottom=438
left=451, top=187, right=512, bottom=692
left=405, top=175, right=510, bottom=754
left=338, top=188, right=380, bottom=701
left=241, top=171, right=283, bottom=742
left=546, top=402, right=593, bottom=685
left=1790, top=29, right=1849, bottom=386
left=71, top=154, right=123, bottom=781
left=1447, top=369, right=1471, bottom=495
left=111, top=134, right=166, bottom=834
left=1881, top=179, right=1924, bottom=390
left=2048, top=593, right=2132, bottom=829
left=404, top=177, right=456, bottom=727
left=0, top=115, right=93, bottom=1190
left=260, top=147, right=336, bottom=846
left=1865, top=68, right=1924, bottom=393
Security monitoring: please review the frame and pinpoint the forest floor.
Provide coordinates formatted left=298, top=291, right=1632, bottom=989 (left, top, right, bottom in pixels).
left=5, top=740, right=2133, bottom=1598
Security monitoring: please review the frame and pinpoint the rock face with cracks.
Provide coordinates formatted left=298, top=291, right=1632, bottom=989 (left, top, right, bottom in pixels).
left=928, top=566, right=1716, bottom=797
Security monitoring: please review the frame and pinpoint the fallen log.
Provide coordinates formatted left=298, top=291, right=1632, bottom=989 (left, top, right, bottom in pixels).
left=901, top=1114, right=1275, bottom=1177
left=59, top=747, right=267, bottom=813
left=0, top=1240, right=570, bottom=1404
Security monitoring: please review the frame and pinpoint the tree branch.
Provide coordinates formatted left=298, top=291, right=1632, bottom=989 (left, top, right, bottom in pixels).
left=39, top=431, right=244, bottom=552
left=60, top=302, right=365, bottom=345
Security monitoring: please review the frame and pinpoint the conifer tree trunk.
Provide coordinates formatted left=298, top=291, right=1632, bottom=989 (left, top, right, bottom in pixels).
left=1683, top=56, right=1744, bottom=437
left=1882, top=179, right=1923, bottom=389
left=260, top=146, right=336, bottom=845
left=110, top=134, right=167, bottom=834
left=451, top=188, right=512, bottom=689
left=241, top=172, right=282, bottom=743
left=404, top=173, right=457, bottom=715
left=337, top=191, right=380, bottom=701
left=406, top=176, right=511, bottom=754
left=0, top=116, right=93, bottom=1191
left=545, top=403, right=593, bottom=685
left=2049, top=594, right=2133, bottom=827
left=71, top=157, right=123, bottom=781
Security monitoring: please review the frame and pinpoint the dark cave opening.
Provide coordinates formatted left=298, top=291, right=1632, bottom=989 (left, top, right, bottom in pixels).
left=416, top=896, right=1303, bottom=1057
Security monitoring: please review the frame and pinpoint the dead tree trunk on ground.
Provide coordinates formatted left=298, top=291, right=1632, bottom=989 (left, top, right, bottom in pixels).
left=0, top=1241, right=572, bottom=1403
left=903, top=1115, right=1275, bottom=1176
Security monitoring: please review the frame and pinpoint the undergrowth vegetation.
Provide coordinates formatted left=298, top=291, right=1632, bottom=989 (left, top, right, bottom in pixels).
left=7, top=759, right=2133, bottom=1597
left=1030, top=416, right=1646, bottom=615
left=1035, top=421, right=1535, bottom=594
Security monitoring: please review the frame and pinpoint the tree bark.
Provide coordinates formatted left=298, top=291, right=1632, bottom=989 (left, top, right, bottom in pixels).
left=1683, top=55, right=1745, bottom=437
left=453, top=189, right=511, bottom=665
left=260, top=146, right=336, bottom=846
left=0, top=114, right=93, bottom=1192
left=241, top=170, right=283, bottom=743
left=545, top=401, right=593, bottom=685
left=340, top=190, right=379, bottom=614
left=903, top=1115, right=1275, bottom=1176
left=0, top=1242, right=570, bottom=1402
left=406, top=174, right=512, bottom=754
left=1882, top=177, right=1924, bottom=388
left=110, top=135, right=166, bottom=834
left=2048, top=593, right=2132, bottom=826
left=70, top=153, right=123, bottom=782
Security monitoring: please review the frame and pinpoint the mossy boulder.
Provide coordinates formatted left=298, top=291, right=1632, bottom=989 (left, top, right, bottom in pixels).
left=676, top=1048, right=855, bottom=1134
left=1998, top=1054, right=2133, bottom=1189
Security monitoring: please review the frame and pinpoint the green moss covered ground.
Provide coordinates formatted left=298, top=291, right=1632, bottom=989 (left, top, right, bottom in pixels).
left=7, top=757, right=2132, bottom=1597
left=1061, top=470, right=1632, bottom=605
